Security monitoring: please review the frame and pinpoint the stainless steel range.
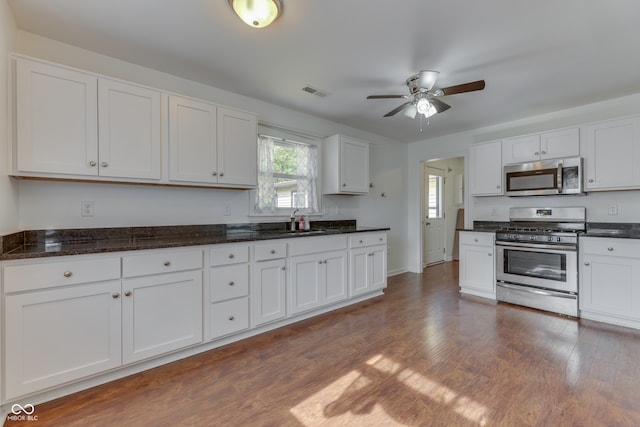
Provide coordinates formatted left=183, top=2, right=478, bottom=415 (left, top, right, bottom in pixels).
left=495, top=207, right=585, bottom=317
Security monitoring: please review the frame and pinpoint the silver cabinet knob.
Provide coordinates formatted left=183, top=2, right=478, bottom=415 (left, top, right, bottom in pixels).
left=63, top=271, right=73, bottom=278
left=359, top=240, right=364, bottom=244
left=124, top=291, right=132, bottom=297
left=281, top=266, right=286, bottom=270
left=228, top=315, right=235, bottom=321
left=89, top=161, right=97, bottom=167
left=228, top=281, right=235, bottom=286
left=608, top=247, right=614, bottom=252
left=488, top=253, right=492, bottom=256
left=270, top=249, right=276, bottom=254
left=584, top=262, right=590, bottom=266
left=379, top=237, right=384, bottom=241
left=164, top=261, right=171, bottom=267
left=496, top=185, right=501, bottom=189
left=342, top=183, right=346, bottom=187
left=541, top=151, right=546, bottom=155
left=101, top=161, right=108, bottom=167
left=212, top=172, right=218, bottom=176
left=588, top=178, right=594, bottom=183
left=219, top=172, right=224, bottom=177
left=228, top=254, right=235, bottom=259
left=474, top=238, right=478, bottom=242
left=534, top=152, right=539, bottom=156
left=112, top=292, right=120, bottom=299
left=318, top=260, right=323, bottom=264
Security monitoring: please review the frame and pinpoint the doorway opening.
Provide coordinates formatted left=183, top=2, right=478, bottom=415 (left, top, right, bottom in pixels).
left=421, top=157, right=465, bottom=269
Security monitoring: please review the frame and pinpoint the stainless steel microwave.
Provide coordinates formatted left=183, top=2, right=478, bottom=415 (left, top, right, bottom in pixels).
left=504, top=157, right=584, bottom=196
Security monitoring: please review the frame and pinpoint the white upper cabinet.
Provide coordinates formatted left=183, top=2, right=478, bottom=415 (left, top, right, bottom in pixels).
left=15, top=58, right=99, bottom=176
left=502, top=127, right=579, bottom=164
left=216, top=107, right=257, bottom=187
left=14, top=57, right=162, bottom=181
left=98, top=79, right=161, bottom=180
left=469, top=140, right=503, bottom=196
left=168, top=96, right=218, bottom=183
left=580, top=116, right=640, bottom=191
left=323, top=134, right=370, bottom=195
left=167, top=97, right=257, bottom=187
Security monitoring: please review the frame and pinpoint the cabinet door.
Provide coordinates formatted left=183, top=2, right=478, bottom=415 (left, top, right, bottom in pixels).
left=540, top=128, right=579, bottom=159
left=168, top=96, right=217, bottom=183
left=459, top=240, right=495, bottom=297
left=15, top=58, right=98, bottom=176
left=324, top=250, right=348, bottom=304
left=5, top=281, right=122, bottom=399
left=98, top=79, right=161, bottom=180
left=502, top=134, right=540, bottom=164
left=217, top=107, right=257, bottom=186
left=580, top=254, right=639, bottom=317
left=350, top=247, right=370, bottom=296
left=252, top=259, right=287, bottom=326
left=370, top=246, right=388, bottom=291
left=581, top=117, right=640, bottom=190
left=289, top=253, right=323, bottom=314
left=122, top=270, right=202, bottom=364
left=341, top=137, right=370, bottom=193
left=469, top=141, right=503, bottom=196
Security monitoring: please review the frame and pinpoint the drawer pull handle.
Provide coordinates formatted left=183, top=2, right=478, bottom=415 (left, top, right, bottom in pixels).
left=584, top=262, right=590, bottom=266
left=164, top=261, right=171, bottom=267
left=270, top=249, right=276, bottom=254
left=229, top=254, right=235, bottom=259
left=63, top=271, right=73, bottom=278
left=124, top=291, right=132, bottom=297
left=228, top=315, right=235, bottom=321
left=112, top=293, right=120, bottom=299
left=608, top=247, right=614, bottom=252
left=229, top=281, right=235, bottom=286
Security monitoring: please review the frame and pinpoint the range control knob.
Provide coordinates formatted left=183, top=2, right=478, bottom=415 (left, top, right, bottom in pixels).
left=547, top=236, right=553, bottom=242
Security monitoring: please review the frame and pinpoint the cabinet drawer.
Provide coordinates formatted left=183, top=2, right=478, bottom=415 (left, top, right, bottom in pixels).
left=349, top=233, right=387, bottom=248
left=209, top=297, right=249, bottom=339
left=581, top=237, right=640, bottom=258
left=210, top=245, right=250, bottom=266
left=460, top=232, right=494, bottom=247
left=210, top=264, right=249, bottom=302
left=288, top=235, right=348, bottom=256
left=122, top=250, right=202, bottom=278
left=4, top=257, right=121, bottom=293
left=255, top=242, right=287, bottom=261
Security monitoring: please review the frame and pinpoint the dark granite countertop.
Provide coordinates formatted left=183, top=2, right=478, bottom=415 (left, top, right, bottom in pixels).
left=0, top=221, right=390, bottom=261
left=583, top=222, right=640, bottom=239
left=456, top=221, right=508, bottom=233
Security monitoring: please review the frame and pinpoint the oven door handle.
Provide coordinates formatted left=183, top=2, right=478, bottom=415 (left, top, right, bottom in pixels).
left=495, top=241, right=577, bottom=251
left=497, top=282, right=577, bottom=299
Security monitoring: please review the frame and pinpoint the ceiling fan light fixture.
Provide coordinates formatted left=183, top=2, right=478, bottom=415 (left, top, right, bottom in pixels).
left=228, top=0, right=282, bottom=28
left=403, top=103, right=418, bottom=119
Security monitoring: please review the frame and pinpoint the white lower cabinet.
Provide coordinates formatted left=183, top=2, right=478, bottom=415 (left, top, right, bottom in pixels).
left=4, top=257, right=122, bottom=400
left=459, top=231, right=496, bottom=299
left=580, top=237, right=640, bottom=328
left=252, top=242, right=288, bottom=327
left=208, top=244, right=251, bottom=340
left=349, top=233, right=388, bottom=297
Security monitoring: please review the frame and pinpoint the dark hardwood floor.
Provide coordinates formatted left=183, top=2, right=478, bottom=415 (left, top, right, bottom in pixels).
left=6, top=261, right=640, bottom=426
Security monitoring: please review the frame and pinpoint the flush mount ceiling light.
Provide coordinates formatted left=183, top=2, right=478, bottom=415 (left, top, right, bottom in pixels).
left=228, top=0, right=282, bottom=28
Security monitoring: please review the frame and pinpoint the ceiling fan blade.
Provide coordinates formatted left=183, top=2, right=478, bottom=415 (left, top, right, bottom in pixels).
left=428, top=97, right=451, bottom=113
left=367, top=94, right=408, bottom=99
left=384, top=101, right=412, bottom=117
left=418, top=70, right=439, bottom=90
left=440, top=80, right=485, bottom=96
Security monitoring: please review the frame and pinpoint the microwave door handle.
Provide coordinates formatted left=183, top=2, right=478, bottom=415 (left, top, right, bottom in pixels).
left=557, top=162, right=563, bottom=193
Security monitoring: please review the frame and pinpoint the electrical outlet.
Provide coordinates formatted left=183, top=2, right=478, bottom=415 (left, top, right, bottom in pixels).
left=81, top=201, right=95, bottom=217
left=608, top=204, right=618, bottom=215
left=224, top=204, right=231, bottom=216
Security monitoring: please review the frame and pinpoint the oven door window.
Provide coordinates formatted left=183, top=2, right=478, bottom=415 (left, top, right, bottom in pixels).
left=503, top=249, right=566, bottom=282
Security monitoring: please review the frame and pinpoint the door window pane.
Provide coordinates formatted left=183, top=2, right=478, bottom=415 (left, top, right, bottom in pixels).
left=428, top=175, right=443, bottom=218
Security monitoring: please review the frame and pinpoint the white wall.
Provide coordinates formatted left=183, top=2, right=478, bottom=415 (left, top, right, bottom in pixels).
left=10, top=31, right=410, bottom=274
left=0, top=2, right=18, bottom=235
left=407, top=92, right=640, bottom=273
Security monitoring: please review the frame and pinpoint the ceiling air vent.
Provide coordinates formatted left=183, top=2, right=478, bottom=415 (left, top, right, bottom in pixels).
left=302, top=85, right=329, bottom=97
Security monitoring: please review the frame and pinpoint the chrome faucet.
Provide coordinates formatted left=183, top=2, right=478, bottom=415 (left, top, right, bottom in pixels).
left=290, top=209, right=299, bottom=231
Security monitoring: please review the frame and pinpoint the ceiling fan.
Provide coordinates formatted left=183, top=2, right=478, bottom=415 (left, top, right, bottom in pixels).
left=367, top=70, right=485, bottom=119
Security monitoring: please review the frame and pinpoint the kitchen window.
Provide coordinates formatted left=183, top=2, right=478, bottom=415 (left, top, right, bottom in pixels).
left=254, top=134, right=320, bottom=215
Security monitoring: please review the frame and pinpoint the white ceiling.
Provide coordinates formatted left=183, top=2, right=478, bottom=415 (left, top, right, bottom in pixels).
left=7, top=0, right=640, bottom=143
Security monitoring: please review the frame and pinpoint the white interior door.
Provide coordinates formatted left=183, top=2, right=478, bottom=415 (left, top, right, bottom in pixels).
left=424, top=165, right=445, bottom=266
